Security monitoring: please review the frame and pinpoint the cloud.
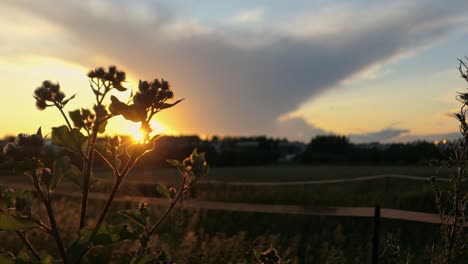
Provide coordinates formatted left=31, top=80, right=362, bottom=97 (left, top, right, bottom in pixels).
left=274, top=117, right=329, bottom=142
left=228, top=8, right=264, bottom=24
left=392, top=132, right=461, bottom=143
left=349, top=128, right=410, bottom=143
left=3, top=0, right=468, bottom=139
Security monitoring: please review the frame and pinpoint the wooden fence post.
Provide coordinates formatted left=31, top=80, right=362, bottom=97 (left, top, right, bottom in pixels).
left=372, top=205, right=381, bottom=264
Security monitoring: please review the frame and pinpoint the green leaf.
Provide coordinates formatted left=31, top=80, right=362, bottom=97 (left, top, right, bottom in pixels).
left=91, top=143, right=121, bottom=170
left=63, top=164, right=84, bottom=190
left=0, top=212, right=39, bottom=231
left=109, top=96, right=141, bottom=122
left=118, top=210, right=146, bottom=227
left=156, top=184, right=173, bottom=200
left=62, top=93, right=77, bottom=106
left=157, top=99, right=184, bottom=110
left=14, top=158, right=42, bottom=173
left=126, top=142, right=154, bottom=159
left=94, top=105, right=109, bottom=134
left=16, top=249, right=31, bottom=263
left=97, top=119, right=108, bottom=134
left=51, top=125, right=86, bottom=152
left=69, top=109, right=85, bottom=128
left=36, top=127, right=43, bottom=138
left=79, top=225, right=138, bottom=246
left=40, top=254, right=53, bottom=264
left=114, top=83, right=127, bottom=92
left=52, top=156, right=71, bottom=189
left=93, top=104, right=108, bottom=117
left=0, top=254, right=14, bottom=264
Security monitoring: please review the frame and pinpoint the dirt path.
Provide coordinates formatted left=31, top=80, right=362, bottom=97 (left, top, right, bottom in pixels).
left=198, top=174, right=439, bottom=186
left=99, top=174, right=447, bottom=186
left=63, top=191, right=457, bottom=225
left=5, top=183, right=458, bottom=226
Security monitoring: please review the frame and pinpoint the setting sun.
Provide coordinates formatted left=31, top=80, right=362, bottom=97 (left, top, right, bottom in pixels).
left=127, top=120, right=171, bottom=142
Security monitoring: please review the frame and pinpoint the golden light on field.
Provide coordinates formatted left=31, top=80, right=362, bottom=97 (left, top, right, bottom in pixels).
left=127, top=120, right=172, bottom=143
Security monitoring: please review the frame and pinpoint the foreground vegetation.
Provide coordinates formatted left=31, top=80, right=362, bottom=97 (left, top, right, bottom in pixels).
left=0, top=165, right=464, bottom=263
left=0, top=66, right=208, bottom=263
left=0, top=195, right=458, bottom=263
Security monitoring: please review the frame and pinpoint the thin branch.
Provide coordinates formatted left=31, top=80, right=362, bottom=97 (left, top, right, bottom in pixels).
left=148, top=176, right=187, bottom=236
left=55, top=103, right=73, bottom=131
left=95, top=114, right=115, bottom=127
left=78, top=126, right=97, bottom=229
left=38, top=221, right=53, bottom=233
left=92, top=157, right=136, bottom=233
left=79, top=82, right=113, bottom=229
left=134, top=175, right=187, bottom=257
left=16, top=231, right=41, bottom=261
left=0, top=206, right=42, bottom=261
left=75, top=156, right=138, bottom=263
left=31, top=170, right=67, bottom=263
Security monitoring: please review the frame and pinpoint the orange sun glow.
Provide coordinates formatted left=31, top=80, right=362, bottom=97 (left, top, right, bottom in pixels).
left=127, top=120, right=171, bottom=143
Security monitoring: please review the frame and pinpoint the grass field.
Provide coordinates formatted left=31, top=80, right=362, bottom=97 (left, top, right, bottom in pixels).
left=0, top=165, right=463, bottom=263
left=0, top=164, right=447, bottom=185
left=87, top=165, right=452, bottom=213
left=0, top=196, right=446, bottom=263
left=120, top=165, right=447, bottom=183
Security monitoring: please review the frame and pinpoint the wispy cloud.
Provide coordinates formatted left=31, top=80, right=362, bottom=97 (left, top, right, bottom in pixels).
left=228, top=8, right=264, bottom=24
left=349, top=128, right=410, bottom=143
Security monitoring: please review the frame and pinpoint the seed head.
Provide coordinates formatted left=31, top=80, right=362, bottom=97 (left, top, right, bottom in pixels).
left=35, top=100, right=47, bottom=110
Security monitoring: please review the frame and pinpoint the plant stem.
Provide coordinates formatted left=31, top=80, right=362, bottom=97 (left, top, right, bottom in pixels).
left=79, top=126, right=97, bottom=229
left=0, top=206, right=42, bottom=261
left=16, top=231, right=41, bottom=261
left=92, top=157, right=136, bottom=235
left=56, top=104, right=73, bottom=131
left=32, top=171, right=67, bottom=263
left=148, top=176, right=187, bottom=236
left=447, top=162, right=464, bottom=264
left=94, top=176, right=122, bottom=232
left=79, top=87, right=110, bottom=229
left=74, top=157, right=137, bottom=263
left=134, top=176, right=187, bottom=257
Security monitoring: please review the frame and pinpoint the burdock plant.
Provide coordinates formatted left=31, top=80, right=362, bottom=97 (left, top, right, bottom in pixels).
left=431, top=59, right=468, bottom=264
left=0, top=66, right=208, bottom=263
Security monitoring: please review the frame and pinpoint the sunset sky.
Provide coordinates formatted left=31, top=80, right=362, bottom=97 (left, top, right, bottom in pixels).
left=2, top=0, right=468, bottom=143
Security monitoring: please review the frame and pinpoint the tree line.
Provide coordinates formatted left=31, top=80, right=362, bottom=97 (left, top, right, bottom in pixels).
left=1, top=134, right=448, bottom=169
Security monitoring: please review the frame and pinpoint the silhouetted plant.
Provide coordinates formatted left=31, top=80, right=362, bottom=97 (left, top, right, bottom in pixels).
left=379, top=233, right=412, bottom=264
left=431, top=58, right=468, bottom=264
left=253, top=246, right=292, bottom=264
left=0, top=66, right=208, bottom=263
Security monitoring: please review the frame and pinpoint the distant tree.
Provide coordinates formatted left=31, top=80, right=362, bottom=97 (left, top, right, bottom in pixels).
left=301, top=135, right=352, bottom=163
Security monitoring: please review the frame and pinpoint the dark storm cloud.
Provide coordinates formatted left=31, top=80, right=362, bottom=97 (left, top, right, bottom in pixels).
left=4, top=0, right=468, bottom=138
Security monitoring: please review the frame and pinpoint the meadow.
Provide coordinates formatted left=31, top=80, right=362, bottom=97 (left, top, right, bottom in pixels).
left=0, top=165, right=462, bottom=263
